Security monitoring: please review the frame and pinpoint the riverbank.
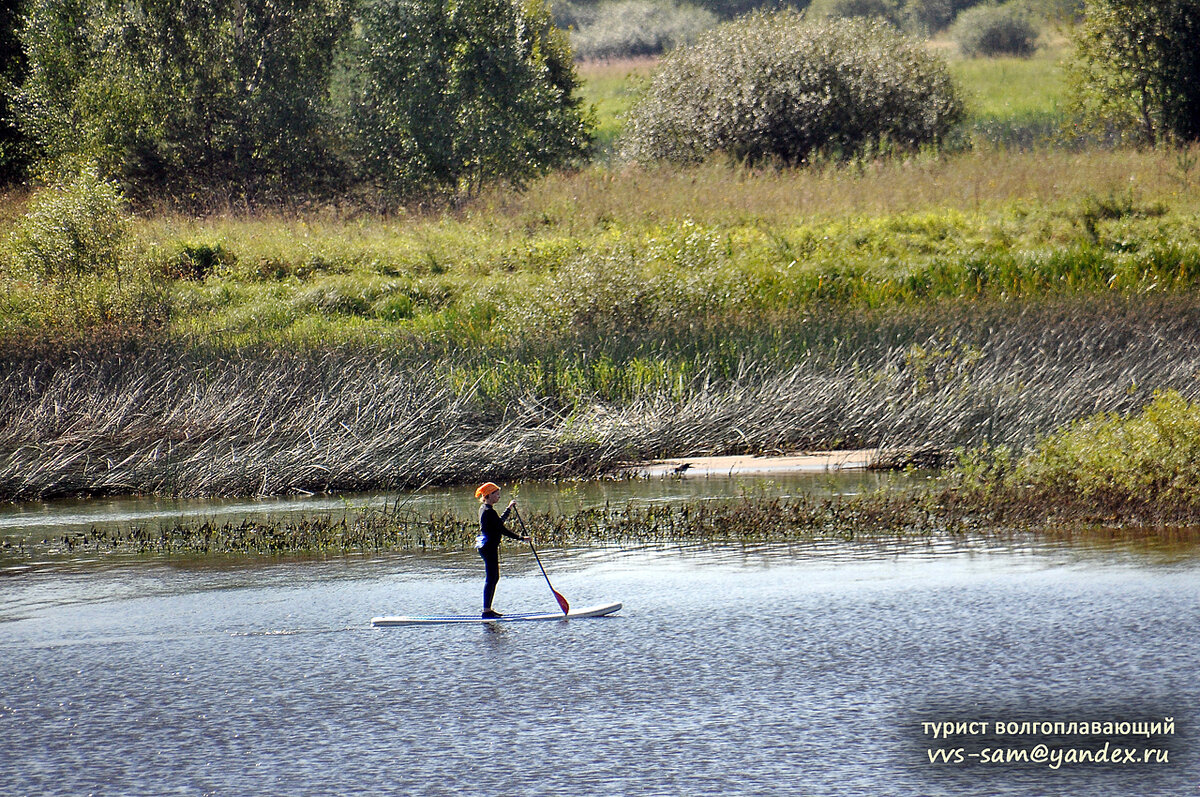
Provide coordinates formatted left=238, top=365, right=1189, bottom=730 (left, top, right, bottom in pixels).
left=628, top=450, right=880, bottom=476
left=12, top=477, right=1200, bottom=561
left=4, top=292, right=1200, bottom=501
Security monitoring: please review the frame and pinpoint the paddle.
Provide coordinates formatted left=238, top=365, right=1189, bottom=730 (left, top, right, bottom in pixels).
left=513, top=506, right=570, bottom=616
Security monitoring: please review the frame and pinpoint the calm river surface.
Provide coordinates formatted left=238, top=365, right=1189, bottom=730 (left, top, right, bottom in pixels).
left=1, top=476, right=1197, bottom=795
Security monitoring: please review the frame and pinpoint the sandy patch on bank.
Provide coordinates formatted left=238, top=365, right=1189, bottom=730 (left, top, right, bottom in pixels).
left=627, top=450, right=880, bottom=477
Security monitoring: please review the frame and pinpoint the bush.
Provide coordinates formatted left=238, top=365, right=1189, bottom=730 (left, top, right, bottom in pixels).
left=563, top=0, right=717, bottom=60
left=808, top=0, right=905, bottom=27
left=621, top=11, right=963, bottom=165
left=1068, top=0, right=1200, bottom=145
left=951, top=3, right=1039, bottom=57
left=169, top=242, right=234, bottom=282
left=1011, top=390, right=1200, bottom=508
left=8, top=166, right=130, bottom=282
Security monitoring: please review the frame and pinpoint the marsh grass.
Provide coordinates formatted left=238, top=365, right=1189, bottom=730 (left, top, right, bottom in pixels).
left=5, top=295, right=1200, bottom=500
left=17, top=486, right=1200, bottom=560
left=6, top=491, right=968, bottom=557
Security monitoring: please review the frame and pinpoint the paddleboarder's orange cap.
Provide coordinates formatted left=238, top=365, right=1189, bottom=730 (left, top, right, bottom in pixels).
left=475, top=482, right=501, bottom=500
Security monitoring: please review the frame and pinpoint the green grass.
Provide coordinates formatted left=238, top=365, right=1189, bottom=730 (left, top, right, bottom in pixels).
left=582, top=41, right=1076, bottom=153
left=944, top=40, right=1070, bottom=121
left=576, top=57, right=657, bottom=157
left=956, top=390, right=1200, bottom=516
left=4, top=147, right=1199, bottom=357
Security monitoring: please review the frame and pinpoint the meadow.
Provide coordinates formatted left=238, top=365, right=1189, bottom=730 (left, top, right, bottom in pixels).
left=3, top=42, right=1200, bottom=514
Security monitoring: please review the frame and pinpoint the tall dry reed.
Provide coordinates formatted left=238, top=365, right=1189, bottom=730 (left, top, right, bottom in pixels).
left=3, top=295, right=1200, bottom=500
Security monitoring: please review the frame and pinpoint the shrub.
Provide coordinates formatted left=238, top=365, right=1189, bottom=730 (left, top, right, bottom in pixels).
left=1068, top=0, right=1200, bottom=145
left=169, top=242, right=234, bottom=281
left=8, top=166, right=130, bottom=282
left=621, top=11, right=963, bottom=165
left=808, top=0, right=905, bottom=27
left=951, top=3, right=1039, bottom=58
left=564, top=0, right=717, bottom=60
left=1011, top=390, right=1200, bottom=507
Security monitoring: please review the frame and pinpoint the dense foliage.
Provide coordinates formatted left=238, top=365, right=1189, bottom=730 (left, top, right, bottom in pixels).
left=0, top=0, right=26, bottom=183
left=11, top=0, right=590, bottom=206
left=557, top=0, right=716, bottom=60
left=15, top=0, right=351, bottom=202
left=1068, top=0, right=1200, bottom=144
left=951, top=2, right=1039, bottom=57
left=337, top=0, right=590, bottom=202
left=622, top=12, right=963, bottom=165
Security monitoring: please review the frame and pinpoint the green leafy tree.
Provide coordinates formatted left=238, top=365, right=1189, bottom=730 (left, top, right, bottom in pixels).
left=337, top=0, right=592, bottom=202
left=1068, top=0, right=1200, bottom=144
left=0, top=0, right=27, bottom=183
left=16, top=0, right=351, bottom=203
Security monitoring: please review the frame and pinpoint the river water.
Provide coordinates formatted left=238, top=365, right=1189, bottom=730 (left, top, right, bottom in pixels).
left=1, top=475, right=1197, bottom=796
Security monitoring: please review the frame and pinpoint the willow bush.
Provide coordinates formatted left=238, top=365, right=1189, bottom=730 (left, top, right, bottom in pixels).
left=621, top=11, right=963, bottom=165
left=951, top=2, right=1039, bottom=58
left=561, top=0, right=716, bottom=60
left=7, top=166, right=129, bottom=282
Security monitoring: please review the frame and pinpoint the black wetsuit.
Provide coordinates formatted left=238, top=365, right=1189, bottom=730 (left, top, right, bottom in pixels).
left=478, top=503, right=521, bottom=610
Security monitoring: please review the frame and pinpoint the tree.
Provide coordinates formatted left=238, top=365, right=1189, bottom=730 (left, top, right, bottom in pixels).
left=1068, top=0, right=1200, bottom=144
left=337, top=0, right=592, bottom=202
left=0, top=0, right=27, bottom=183
left=16, top=0, right=352, bottom=203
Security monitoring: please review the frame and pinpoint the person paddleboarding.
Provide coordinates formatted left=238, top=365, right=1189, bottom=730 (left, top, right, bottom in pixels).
left=475, top=482, right=528, bottom=619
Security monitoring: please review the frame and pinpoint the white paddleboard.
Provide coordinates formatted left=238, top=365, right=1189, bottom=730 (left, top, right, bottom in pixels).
left=372, top=602, right=622, bottom=627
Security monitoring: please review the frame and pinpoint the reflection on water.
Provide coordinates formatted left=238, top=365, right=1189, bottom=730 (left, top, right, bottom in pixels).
left=0, top=542, right=1196, bottom=796
left=0, top=469, right=917, bottom=541
left=1, top=472, right=1197, bottom=795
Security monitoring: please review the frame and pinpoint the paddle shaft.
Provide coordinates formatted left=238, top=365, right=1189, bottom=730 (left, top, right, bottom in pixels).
left=513, top=507, right=570, bottom=615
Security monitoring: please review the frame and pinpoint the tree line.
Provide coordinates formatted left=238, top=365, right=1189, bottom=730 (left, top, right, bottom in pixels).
left=0, top=0, right=591, bottom=207
left=0, top=0, right=1196, bottom=208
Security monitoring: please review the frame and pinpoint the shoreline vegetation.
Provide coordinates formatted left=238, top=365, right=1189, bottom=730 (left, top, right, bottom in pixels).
left=9, top=385, right=1200, bottom=561
left=5, top=40, right=1200, bottom=552
left=10, top=480, right=1200, bottom=561
left=4, top=148, right=1200, bottom=505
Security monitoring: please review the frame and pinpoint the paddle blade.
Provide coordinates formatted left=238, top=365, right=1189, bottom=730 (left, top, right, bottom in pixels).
left=553, top=590, right=570, bottom=616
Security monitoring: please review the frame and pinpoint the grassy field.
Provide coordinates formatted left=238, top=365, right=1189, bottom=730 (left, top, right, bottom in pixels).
left=4, top=46, right=1200, bottom=505
left=577, top=39, right=1075, bottom=156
